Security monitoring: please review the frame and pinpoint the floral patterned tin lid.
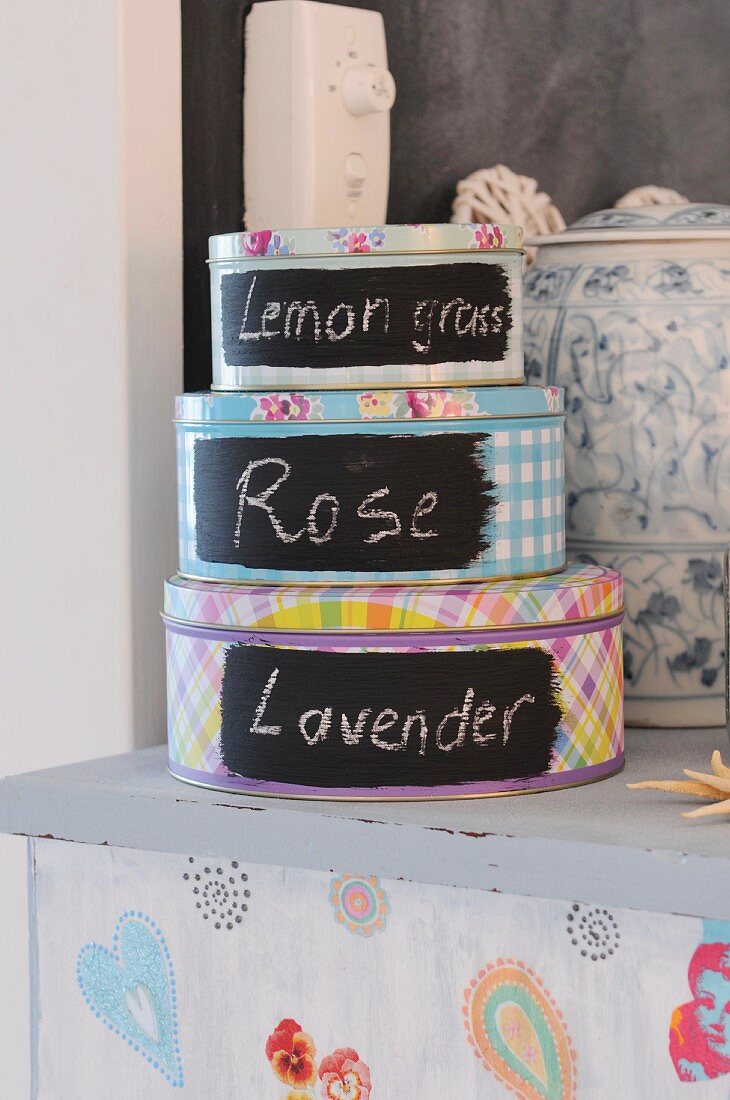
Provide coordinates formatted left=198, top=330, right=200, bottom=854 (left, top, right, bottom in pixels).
left=208, top=222, right=523, bottom=261
left=175, top=385, right=563, bottom=424
left=163, top=563, right=623, bottom=633
left=529, top=203, right=730, bottom=245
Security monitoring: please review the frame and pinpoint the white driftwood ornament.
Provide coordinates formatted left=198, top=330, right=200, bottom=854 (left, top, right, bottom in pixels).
left=451, top=164, right=564, bottom=264
left=451, top=166, right=691, bottom=264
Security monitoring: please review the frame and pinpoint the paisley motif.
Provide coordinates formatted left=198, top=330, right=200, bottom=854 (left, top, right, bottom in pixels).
left=463, top=959, right=576, bottom=1099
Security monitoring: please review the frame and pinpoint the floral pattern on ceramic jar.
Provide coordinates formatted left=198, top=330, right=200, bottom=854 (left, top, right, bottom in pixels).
left=524, top=203, right=730, bottom=726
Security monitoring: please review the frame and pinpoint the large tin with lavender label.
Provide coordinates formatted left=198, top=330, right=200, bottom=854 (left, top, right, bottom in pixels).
left=175, top=384, right=565, bottom=585
left=208, top=222, right=524, bottom=390
left=163, top=564, right=625, bottom=800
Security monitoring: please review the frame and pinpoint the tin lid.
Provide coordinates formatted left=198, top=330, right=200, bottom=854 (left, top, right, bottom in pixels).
left=529, top=203, right=730, bottom=246
left=175, top=385, right=563, bottom=425
left=163, top=563, right=622, bottom=633
left=208, top=222, right=523, bottom=262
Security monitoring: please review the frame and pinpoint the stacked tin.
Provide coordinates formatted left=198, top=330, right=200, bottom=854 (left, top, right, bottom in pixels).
left=164, top=223, right=624, bottom=799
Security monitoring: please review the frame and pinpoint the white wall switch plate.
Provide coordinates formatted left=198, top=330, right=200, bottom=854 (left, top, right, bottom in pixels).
left=244, top=0, right=395, bottom=229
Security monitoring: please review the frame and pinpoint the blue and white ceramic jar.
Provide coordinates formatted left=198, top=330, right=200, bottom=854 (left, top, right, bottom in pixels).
left=524, top=203, right=730, bottom=727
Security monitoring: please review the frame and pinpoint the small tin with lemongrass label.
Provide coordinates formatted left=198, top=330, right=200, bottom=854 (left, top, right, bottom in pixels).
left=208, top=222, right=524, bottom=390
left=164, top=564, right=625, bottom=800
left=175, top=384, right=565, bottom=585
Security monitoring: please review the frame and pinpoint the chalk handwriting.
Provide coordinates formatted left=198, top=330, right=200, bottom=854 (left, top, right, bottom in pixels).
left=234, top=458, right=438, bottom=549
left=219, top=645, right=562, bottom=787
left=250, top=675, right=539, bottom=757
left=220, top=263, right=513, bottom=369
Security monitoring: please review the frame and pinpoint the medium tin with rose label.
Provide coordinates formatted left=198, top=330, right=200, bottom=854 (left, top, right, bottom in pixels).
left=163, top=563, right=624, bottom=800
left=208, top=222, right=524, bottom=390
left=175, top=384, right=565, bottom=586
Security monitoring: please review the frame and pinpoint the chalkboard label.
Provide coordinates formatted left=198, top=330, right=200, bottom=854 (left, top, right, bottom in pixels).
left=220, top=261, right=513, bottom=368
left=194, top=432, right=495, bottom=572
left=219, top=645, right=563, bottom=788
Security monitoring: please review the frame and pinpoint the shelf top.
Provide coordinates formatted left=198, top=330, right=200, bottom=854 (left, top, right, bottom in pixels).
left=1, top=727, right=728, bottom=920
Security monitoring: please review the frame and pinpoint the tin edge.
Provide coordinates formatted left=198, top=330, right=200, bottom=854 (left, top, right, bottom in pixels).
left=161, top=607, right=625, bottom=637
left=166, top=755, right=625, bottom=802
left=173, top=563, right=568, bottom=589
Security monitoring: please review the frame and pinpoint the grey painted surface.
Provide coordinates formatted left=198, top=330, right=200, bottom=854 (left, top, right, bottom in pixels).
left=1, top=728, right=728, bottom=920
left=27, top=840, right=38, bottom=1100
left=182, top=0, right=730, bottom=389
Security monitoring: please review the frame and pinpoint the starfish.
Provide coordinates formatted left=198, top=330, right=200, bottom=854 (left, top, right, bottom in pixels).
left=627, top=750, right=730, bottom=819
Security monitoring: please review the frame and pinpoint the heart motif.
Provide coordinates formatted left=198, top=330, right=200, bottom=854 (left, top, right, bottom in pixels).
left=77, top=911, right=183, bottom=1087
left=463, top=959, right=576, bottom=1099
left=125, top=984, right=160, bottom=1043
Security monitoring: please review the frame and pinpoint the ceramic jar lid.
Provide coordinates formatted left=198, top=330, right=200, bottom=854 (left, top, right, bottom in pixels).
left=163, top=563, right=623, bottom=633
left=529, top=203, right=730, bottom=246
left=209, top=221, right=523, bottom=261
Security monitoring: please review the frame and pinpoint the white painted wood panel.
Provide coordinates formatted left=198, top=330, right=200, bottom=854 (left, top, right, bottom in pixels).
left=32, top=838, right=730, bottom=1098
left=0, top=0, right=182, bottom=1091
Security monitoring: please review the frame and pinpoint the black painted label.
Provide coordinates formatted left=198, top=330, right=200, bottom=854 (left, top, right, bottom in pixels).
left=219, top=645, right=563, bottom=788
left=220, top=261, right=513, bottom=368
left=193, top=432, right=495, bottom=572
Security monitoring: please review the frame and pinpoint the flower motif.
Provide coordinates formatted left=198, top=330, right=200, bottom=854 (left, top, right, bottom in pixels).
left=648, top=262, right=697, bottom=295
left=319, top=1048, right=371, bottom=1100
left=252, top=393, right=317, bottom=421
left=583, top=264, right=630, bottom=297
left=357, top=391, right=396, bottom=418
left=405, top=389, right=477, bottom=418
left=327, top=228, right=350, bottom=252
left=635, top=590, right=680, bottom=627
left=685, top=557, right=723, bottom=595
left=367, top=228, right=386, bottom=249
left=524, top=267, right=571, bottom=301
left=473, top=223, right=505, bottom=249
left=266, top=1019, right=317, bottom=1088
left=265, top=233, right=294, bottom=256
left=286, top=1092, right=314, bottom=1100
left=346, top=231, right=370, bottom=253
left=329, top=874, right=389, bottom=937
left=240, top=230, right=272, bottom=256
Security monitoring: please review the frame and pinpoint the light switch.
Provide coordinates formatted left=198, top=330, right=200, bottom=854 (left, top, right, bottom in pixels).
left=244, top=0, right=395, bottom=228
left=344, top=152, right=367, bottom=187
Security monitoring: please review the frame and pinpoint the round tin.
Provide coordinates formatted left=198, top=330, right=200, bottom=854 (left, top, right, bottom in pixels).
left=164, top=564, right=625, bottom=800
left=175, top=385, right=565, bottom=585
left=208, top=222, right=524, bottom=390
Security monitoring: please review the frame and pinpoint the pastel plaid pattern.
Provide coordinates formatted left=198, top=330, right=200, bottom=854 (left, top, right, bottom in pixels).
left=551, top=626, right=624, bottom=771
left=176, top=420, right=565, bottom=583
left=166, top=624, right=624, bottom=782
left=167, top=631, right=227, bottom=775
left=164, top=563, right=622, bottom=633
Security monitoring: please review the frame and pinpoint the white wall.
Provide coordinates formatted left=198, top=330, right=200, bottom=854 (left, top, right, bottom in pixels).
left=0, top=0, right=182, bottom=1093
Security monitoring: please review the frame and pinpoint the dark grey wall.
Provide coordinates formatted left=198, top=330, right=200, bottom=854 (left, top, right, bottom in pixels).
left=182, top=0, right=730, bottom=389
